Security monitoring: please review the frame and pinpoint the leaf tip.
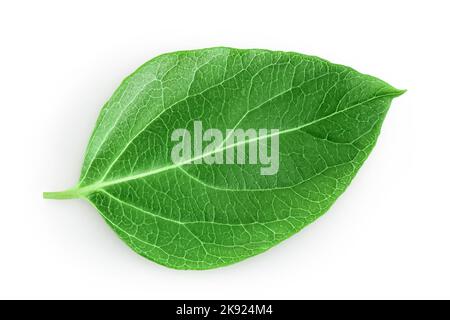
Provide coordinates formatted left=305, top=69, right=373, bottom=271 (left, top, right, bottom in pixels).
left=395, top=88, right=407, bottom=96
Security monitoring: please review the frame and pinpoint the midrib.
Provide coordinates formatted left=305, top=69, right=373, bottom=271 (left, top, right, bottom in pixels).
left=67, top=91, right=398, bottom=198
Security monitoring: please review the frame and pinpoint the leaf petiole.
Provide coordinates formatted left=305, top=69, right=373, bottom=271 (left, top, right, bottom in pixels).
left=43, top=189, right=82, bottom=200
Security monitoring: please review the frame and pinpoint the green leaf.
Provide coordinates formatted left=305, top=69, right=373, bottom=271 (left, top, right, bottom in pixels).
left=44, top=47, right=404, bottom=270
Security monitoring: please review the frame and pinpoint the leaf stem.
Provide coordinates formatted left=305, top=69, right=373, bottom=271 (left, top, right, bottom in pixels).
left=43, top=188, right=81, bottom=200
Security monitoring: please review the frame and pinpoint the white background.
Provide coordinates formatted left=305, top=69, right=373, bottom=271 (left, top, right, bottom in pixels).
left=0, top=0, right=449, bottom=300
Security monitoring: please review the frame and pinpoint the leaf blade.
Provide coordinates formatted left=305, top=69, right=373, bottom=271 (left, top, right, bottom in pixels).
left=48, top=47, right=404, bottom=269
